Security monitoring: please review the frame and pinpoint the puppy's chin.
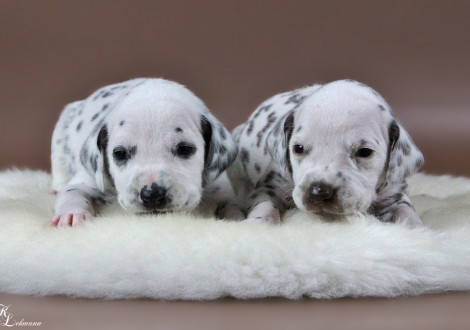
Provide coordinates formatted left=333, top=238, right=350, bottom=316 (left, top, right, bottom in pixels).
left=295, top=199, right=356, bottom=221
left=123, top=198, right=201, bottom=215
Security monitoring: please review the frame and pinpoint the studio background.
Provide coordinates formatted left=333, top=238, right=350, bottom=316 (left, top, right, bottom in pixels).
left=1, top=1, right=470, bottom=329
left=1, top=0, right=469, bottom=176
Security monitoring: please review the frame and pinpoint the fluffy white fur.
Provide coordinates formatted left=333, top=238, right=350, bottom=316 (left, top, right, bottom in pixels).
left=0, top=169, right=470, bottom=300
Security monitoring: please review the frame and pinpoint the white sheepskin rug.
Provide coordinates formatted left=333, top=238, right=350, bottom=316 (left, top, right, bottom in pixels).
left=1, top=169, right=470, bottom=300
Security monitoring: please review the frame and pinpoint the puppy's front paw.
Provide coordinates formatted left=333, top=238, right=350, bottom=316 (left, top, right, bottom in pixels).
left=50, top=212, right=92, bottom=228
left=243, top=201, right=281, bottom=224
left=393, top=206, right=424, bottom=229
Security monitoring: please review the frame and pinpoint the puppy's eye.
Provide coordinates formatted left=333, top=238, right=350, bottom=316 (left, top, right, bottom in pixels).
left=173, top=142, right=196, bottom=159
left=113, top=147, right=128, bottom=161
left=293, top=144, right=305, bottom=155
left=356, top=148, right=374, bottom=158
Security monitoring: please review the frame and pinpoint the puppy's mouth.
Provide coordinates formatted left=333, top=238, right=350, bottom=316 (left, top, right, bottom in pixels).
left=302, top=200, right=355, bottom=219
left=136, top=201, right=196, bottom=215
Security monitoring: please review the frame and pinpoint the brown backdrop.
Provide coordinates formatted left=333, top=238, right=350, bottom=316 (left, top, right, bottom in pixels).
left=1, top=0, right=470, bottom=176
left=1, top=2, right=470, bottom=329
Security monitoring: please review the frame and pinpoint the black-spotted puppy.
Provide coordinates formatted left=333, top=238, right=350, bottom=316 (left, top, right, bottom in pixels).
left=227, top=79, right=424, bottom=227
left=51, top=78, right=238, bottom=227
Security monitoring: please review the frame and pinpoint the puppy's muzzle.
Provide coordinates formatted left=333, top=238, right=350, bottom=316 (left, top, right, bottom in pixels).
left=304, top=181, right=341, bottom=213
left=140, top=183, right=171, bottom=210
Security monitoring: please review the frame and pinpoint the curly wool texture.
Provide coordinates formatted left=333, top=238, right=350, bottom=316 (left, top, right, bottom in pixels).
left=0, top=169, right=470, bottom=300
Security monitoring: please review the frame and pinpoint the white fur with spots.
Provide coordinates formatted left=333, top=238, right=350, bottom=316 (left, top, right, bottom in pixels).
left=227, top=80, right=424, bottom=227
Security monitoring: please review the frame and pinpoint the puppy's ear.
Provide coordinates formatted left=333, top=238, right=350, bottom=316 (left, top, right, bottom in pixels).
left=265, top=110, right=295, bottom=174
left=384, top=120, right=424, bottom=186
left=80, top=121, right=111, bottom=192
left=200, top=113, right=238, bottom=185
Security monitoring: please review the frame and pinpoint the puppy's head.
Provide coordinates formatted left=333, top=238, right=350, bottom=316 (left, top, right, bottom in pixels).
left=80, top=79, right=237, bottom=214
left=267, top=79, right=423, bottom=217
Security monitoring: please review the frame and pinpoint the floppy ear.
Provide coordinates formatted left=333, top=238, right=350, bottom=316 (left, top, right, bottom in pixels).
left=79, top=121, right=111, bottom=192
left=265, top=110, right=295, bottom=174
left=200, top=113, right=239, bottom=185
left=385, top=119, right=424, bottom=186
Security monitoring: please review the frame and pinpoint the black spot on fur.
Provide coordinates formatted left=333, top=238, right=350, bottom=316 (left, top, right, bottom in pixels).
left=253, top=104, right=272, bottom=119
left=119, top=121, right=125, bottom=126
left=398, top=142, right=411, bottom=156
left=76, top=102, right=85, bottom=116
left=254, top=163, right=261, bottom=173
left=265, top=184, right=275, bottom=190
left=250, top=191, right=259, bottom=200
left=111, top=85, right=127, bottom=90
left=378, top=104, right=386, bottom=111
left=76, top=121, right=83, bottom=132
left=240, top=148, right=250, bottom=166
left=102, top=91, right=113, bottom=98
left=91, top=113, right=100, bottom=122
left=102, top=103, right=110, bottom=111
left=90, top=153, right=98, bottom=173
left=256, top=112, right=277, bottom=147
left=266, top=190, right=276, bottom=197
left=264, top=171, right=282, bottom=185
left=397, top=155, right=403, bottom=166
left=218, top=125, right=227, bottom=140
left=175, top=127, right=183, bottom=133
left=296, top=125, right=302, bottom=133
left=285, top=94, right=306, bottom=105
left=246, top=120, right=254, bottom=136
left=218, top=144, right=227, bottom=155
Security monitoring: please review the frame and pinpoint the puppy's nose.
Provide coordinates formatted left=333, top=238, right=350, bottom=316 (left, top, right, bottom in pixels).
left=140, top=183, right=169, bottom=209
left=308, top=182, right=336, bottom=204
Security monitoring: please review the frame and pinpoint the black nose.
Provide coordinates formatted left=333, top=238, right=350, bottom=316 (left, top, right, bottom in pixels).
left=140, top=183, right=169, bottom=209
left=308, top=182, right=336, bottom=204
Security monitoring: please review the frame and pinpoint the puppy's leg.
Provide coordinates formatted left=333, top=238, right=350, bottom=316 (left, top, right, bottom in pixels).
left=389, top=195, right=424, bottom=228
left=244, top=199, right=281, bottom=224
left=244, top=170, right=293, bottom=224
left=50, top=173, right=105, bottom=227
left=378, top=194, right=424, bottom=228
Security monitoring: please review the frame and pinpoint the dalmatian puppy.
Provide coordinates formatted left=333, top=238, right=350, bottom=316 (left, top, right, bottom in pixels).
left=50, top=78, right=238, bottom=227
left=227, top=79, right=424, bottom=227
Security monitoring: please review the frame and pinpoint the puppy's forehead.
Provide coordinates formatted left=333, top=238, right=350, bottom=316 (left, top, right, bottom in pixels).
left=294, top=81, right=391, bottom=142
left=110, top=83, right=205, bottom=135
left=112, top=79, right=207, bottom=118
